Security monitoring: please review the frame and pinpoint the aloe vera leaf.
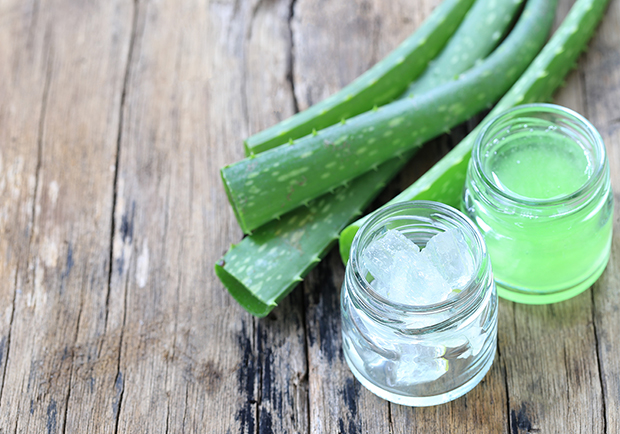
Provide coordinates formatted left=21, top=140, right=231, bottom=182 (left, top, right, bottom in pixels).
left=221, top=0, right=556, bottom=235
left=243, top=0, right=475, bottom=156
left=339, top=0, right=611, bottom=264
left=216, top=0, right=532, bottom=317
left=215, top=157, right=408, bottom=317
left=401, top=0, right=524, bottom=98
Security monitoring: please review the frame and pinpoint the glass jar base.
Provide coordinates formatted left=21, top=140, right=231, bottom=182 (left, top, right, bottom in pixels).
left=343, top=346, right=496, bottom=407
left=496, top=253, right=610, bottom=305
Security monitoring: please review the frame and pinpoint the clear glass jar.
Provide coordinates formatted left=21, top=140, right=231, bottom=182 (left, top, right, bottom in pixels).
left=341, top=201, right=497, bottom=407
left=462, top=103, right=613, bottom=304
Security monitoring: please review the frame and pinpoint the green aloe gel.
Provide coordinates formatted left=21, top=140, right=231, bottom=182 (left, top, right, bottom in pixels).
left=462, top=104, right=613, bottom=304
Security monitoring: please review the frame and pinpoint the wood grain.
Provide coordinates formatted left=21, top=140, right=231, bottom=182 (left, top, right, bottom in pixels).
left=0, top=3, right=47, bottom=430
left=0, top=0, right=46, bottom=412
left=108, top=0, right=259, bottom=431
left=584, top=0, right=620, bottom=431
left=0, top=0, right=619, bottom=432
left=246, top=2, right=310, bottom=432
left=0, top=0, right=131, bottom=432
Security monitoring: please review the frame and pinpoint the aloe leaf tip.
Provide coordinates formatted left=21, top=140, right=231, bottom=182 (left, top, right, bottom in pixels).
left=215, top=262, right=276, bottom=318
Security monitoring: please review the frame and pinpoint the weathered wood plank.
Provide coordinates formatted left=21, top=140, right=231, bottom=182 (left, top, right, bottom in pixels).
left=0, top=0, right=132, bottom=432
left=245, top=0, right=297, bottom=137
left=101, top=0, right=307, bottom=432
left=245, top=1, right=311, bottom=432
left=61, top=1, right=135, bottom=429
left=108, top=0, right=255, bottom=431
left=0, top=0, right=47, bottom=421
left=256, top=291, right=309, bottom=434
left=583, top=0, right=620, bottom=431
left=500, top=295, right=604, bottom=433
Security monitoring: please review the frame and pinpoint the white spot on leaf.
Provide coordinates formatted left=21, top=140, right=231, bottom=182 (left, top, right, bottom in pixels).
left=388, top=117, right=404, bottom=128
left=277, top=167, right=309, bottom=182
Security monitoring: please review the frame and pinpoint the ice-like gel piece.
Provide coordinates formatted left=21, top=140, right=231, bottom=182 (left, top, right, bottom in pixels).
left=389, top=342, right=448, bottom=386
left=422, top=229, right=475, bottom=289
left=360, top=228, right=477, bottom=385
left=363, top=229, right=474, bottom=305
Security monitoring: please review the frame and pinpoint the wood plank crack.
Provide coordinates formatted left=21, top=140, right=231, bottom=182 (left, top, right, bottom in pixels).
left=104, top=0, right=140, bottom=336
left=182, top=384, right=189, bottom=430
left=387, top=402, right=394, bottom=434
left=287, top=0, right=299, bottom=114
left=563, top=345, right=572, bottom=413
left=369, top=12, right=381, bottom=71
left=2, top=26, right=54, bottom=426
left=498, top=343, right=512, bottom=434
left=104, top=1, right=140, bottom=431
left=241, top=0, right=263, bottom=136
left=254, top=319, right=262, bottom=434
left=249, top=0, right=266, bottom=38
left=591, top=289, right=608, bottom=434
left=299, top=288, right=311, bottom=434
left=580, top=68, right=590, bottom=122
left=112, top=272, right=129, bottom=434
left=27, top=25, right=53, bottom=263
left=60, top=270, right=86, bottom=434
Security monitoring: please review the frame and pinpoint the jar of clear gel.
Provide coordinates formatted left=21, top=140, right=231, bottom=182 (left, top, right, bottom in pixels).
left=462, top=104, right=613, bottom=304
left=341, top=201, right=497, bottom=407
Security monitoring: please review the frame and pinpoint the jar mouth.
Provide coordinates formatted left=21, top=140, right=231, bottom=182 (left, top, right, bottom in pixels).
left=472, top=103, right=607, bottom=208
left=350, top=201, right=489, bottom=314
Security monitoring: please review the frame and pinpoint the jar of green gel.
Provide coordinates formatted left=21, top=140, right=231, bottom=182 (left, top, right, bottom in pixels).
left=462, top=103, right=613, bottom=304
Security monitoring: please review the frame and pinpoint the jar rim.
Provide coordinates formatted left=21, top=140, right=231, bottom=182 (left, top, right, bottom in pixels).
left=350, top=201, right=490, bottom=316
left=472, top=103, right=607, bottom=207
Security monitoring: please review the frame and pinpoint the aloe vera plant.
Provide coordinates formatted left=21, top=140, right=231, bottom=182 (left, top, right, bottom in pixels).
left=339, top=0, right=611, bottom=264
left=216, top=0, right=536, bottom=317
left=221, top=0, right=555, bottom=235
left=243, top=0, right=475, bottom=156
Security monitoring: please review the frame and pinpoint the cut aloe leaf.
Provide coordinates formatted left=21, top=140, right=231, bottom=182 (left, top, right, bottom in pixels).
left=215, top=157, right=408, bottom=317
left=339, top=0, right=611, bottom=265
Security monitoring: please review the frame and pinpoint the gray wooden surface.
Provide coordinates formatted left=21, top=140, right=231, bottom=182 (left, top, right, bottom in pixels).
left=0, top=0, right=619, bottom=432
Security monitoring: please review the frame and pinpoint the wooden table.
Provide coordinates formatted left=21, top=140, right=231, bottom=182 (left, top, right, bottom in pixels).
left=1, top=0, right=619, bottom=432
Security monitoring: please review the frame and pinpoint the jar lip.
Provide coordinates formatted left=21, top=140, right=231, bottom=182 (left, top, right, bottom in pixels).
left=350, top=201, right=488, bottom=314
left=472, top=103, right=607, bottom=207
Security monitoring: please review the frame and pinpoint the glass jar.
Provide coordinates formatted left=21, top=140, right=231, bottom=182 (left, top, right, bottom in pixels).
left=462, top=103, right=613, bottom=304
left=341, top=201, right=497, bottom=407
